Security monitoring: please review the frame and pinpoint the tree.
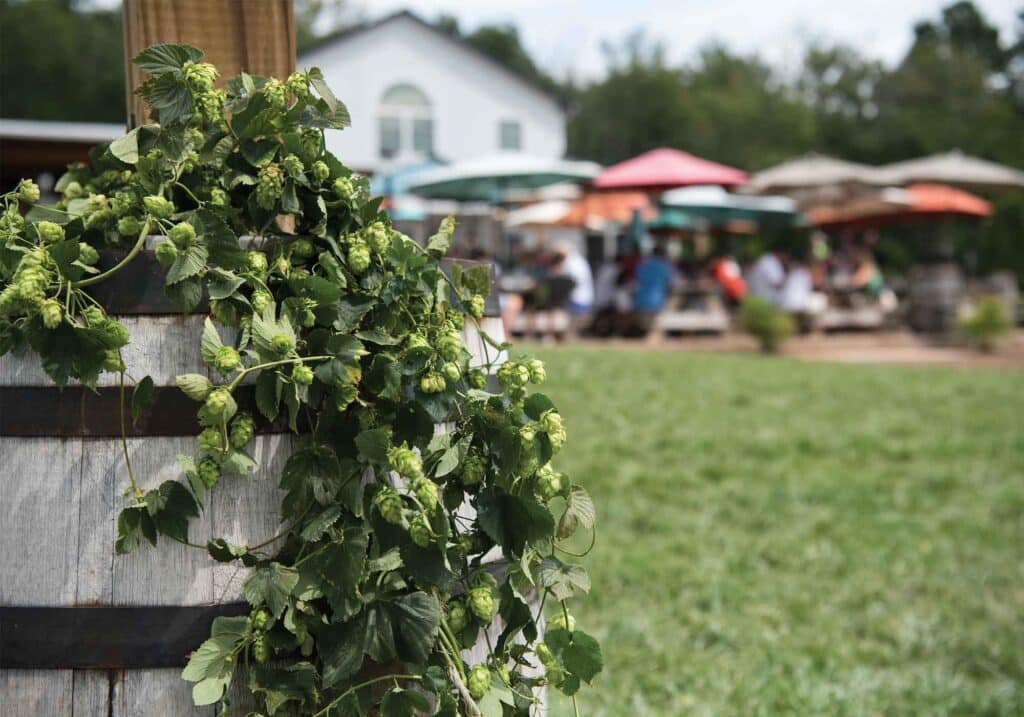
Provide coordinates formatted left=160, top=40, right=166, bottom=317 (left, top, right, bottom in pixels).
left=0, top=0, right=125, bottom=122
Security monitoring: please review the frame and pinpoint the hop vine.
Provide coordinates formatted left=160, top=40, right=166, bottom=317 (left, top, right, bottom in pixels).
left=0, top=42, right=601, bottom=716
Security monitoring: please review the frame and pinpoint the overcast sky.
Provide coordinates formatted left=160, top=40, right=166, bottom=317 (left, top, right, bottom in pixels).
left=357, top=0, right=1021, bottom=78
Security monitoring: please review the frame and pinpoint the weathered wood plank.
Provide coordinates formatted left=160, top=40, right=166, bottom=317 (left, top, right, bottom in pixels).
left=0, top=315, right=207, bottom=387
left=0, top=669, right=73, bottom=717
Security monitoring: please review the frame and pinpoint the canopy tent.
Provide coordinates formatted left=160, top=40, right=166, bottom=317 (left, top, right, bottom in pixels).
left=660, top=185, right=801, bottom=224
left=808, top=183, right=992, bottom=228
left=874, top=150, right=1024, bottom=192
left=406, top=154, right=601, bottom=202
left=592, top=148, right=747, bottom=191
left=743, top=153, right=884, bottom=194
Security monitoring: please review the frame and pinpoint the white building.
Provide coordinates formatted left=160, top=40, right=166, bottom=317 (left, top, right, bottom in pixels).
left=299, top=11, right=566, bottom=174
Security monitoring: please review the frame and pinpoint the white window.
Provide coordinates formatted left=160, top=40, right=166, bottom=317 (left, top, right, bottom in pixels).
left=499, top=120, right=521, bottom=151
left=378, top=83, right=433, bottom=160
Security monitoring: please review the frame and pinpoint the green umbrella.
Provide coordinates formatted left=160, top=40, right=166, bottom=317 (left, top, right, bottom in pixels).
left=407, top=154, right=601, bottom=202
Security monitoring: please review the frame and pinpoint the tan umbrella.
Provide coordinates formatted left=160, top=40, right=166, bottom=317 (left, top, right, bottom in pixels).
left=743, top=153, right=885, bottom=194
left=875, top=150, right=1024, bottom=192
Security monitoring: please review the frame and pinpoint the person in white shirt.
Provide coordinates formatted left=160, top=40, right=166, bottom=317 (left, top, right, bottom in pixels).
left=552, top=241, right=594, bottom=315
left=746, top=250, right=786, bottom=306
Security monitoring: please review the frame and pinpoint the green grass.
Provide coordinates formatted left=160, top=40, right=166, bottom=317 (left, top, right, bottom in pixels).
left=528, top=346, right=1024, bottom=716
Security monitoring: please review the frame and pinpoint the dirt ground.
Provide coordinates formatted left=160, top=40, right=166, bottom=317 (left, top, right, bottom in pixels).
left=570, top=330, right=1024, bottom=370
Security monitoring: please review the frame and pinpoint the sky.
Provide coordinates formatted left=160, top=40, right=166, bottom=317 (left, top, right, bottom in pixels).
left=355, top=0, right=1022, bottom=78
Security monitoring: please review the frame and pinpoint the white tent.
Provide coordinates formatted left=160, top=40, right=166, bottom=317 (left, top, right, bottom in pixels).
left=875, top=150, right=1024, bottom=191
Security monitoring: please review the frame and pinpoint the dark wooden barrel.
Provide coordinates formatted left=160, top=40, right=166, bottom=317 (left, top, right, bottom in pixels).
left=907, top=262, right=965, bottom=333
left=0, top=251, right=507, bottom=715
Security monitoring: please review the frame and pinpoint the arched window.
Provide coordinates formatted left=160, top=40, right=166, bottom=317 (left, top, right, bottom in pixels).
left=378, top=83, right=433, bottom=160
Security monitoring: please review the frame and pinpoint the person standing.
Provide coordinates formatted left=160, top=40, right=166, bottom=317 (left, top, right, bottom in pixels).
left=746, top=249, right=786, bottom=306
left=633, top=245, right=677, bottom=314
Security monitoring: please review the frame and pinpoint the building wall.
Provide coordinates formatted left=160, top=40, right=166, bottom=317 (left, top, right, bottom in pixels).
left=299, top=15, right=566, bottom=173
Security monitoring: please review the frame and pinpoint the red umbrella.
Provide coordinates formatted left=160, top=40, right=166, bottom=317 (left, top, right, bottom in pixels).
left=592, top=148, right=748, bottom=191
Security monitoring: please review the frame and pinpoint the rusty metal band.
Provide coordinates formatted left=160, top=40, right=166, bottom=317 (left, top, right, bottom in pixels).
left=0, top=385, right=297, bottom=437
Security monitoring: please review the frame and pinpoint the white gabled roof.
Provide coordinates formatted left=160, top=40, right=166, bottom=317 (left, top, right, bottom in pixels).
left=299, top=10, right=563, bottom=110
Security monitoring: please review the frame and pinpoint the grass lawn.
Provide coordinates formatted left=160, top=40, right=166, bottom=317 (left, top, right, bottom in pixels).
left=527, top=346, right=1024, bottom=716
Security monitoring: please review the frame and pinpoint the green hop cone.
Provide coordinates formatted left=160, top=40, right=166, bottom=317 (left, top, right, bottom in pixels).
left=168, top=222, right=196, bottom=249
left=143, top=195, right=174, bottom=219
left=291, top=238, right=315, bottom=259
left=311, top=160, right=330, bottom=183
left=252, top=633, right=269, bottom=664
left=467, top=665, right=491, bottom=701
left=466, top=294, right=485, bottom=319
left=213, top=346, right=241, bottom=374
left=262, top=78, right=289, bottom=110
left=102, top=350, right=124, bottom=373
left=78, top=243, right=99, bottom=266
left=255, top=164, right=284, bottom=210
left=436, top=332, right=462, bottom=361
left=374, top=487, right=405, bottom=525
left=549, top=611, right=576, bottom=632
left=209, top=187, right=228, bottom=206
left=527, top=358, right=546, bottom=384
left=541, top=410, right=563, bottom=435
left=348, top=243, right=371, bottom=275
left=247, top=251, right=268, bottom=274
left=84, top=208, right=113, bottom=231
left=448, top=601, right=469, bottom=632
left=270, top=333, right=294, bottom=355
left=229, top=413, right=255, bottom=449
left=118, top=216, right=143, bottom=238
left=536, top=466, right=562, bottom=501
left=387, top=444, right=423, bottom=478
left=154, top=240, right=178, bottom=267
left=467, top=368, right=488, bottom=390
left=16, top=179, right=40, bottom=204
left=406, top=333, right=430, bottom=350
left=460, top=453, right=486, bottom=487
left=36, top=221, right=64, bottom=244
left=205, top=388, right=231, bottom=416
left=365, top=222, right=391, bottom=255
left=40, top=299, right=62, bottom=329
left=497, top=361, right=530, bottom=389
left=198, top=457, right=221, bottom=489
left=442, top=362, right=461, bottom=382
left=333, top=177, right=354, bottom=198
left=535, top=642, right=557, bottom=669
left=409, top=513, right=432, bottom=548
left=419, top=372, right=444, bottom=394
left=468, top=587, right=495, bottom=621
left=64, top=181, right=84, bottom=200
left=252, top=609, right=271, bottom=631
left=197, top=427, right=222, bottom=453
left=282, top=154, right=304, bottom=178
left=286, top=70, right=310, bottom=99
left=411, top=477, right=438, bottom=512
left=292, top=363, right=314, bottom=385
left=182, top=61, right=218, bottom=92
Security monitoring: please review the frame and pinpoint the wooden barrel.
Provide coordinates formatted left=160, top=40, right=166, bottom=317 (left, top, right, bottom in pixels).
left=907, top=262, right=965, bottom=334
left=0, top=251, right=507, bottom=716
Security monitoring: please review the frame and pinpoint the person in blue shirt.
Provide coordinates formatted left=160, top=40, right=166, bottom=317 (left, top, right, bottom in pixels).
left=633, top=245, right=677, bottom=313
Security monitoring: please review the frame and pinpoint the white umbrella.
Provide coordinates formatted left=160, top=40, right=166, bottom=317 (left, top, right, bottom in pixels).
left=407, top=154, right=602, bottom=202
left=875, top=150, right=1024, bottom=191
left=744, top=153, right=885, bottom=193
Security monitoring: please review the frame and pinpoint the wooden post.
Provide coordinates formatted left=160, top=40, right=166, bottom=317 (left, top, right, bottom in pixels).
left=122, top=0, right=296, bottom=127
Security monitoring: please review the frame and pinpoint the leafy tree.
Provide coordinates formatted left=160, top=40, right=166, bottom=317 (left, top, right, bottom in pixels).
left=0, top=0, right=125, bottom=122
